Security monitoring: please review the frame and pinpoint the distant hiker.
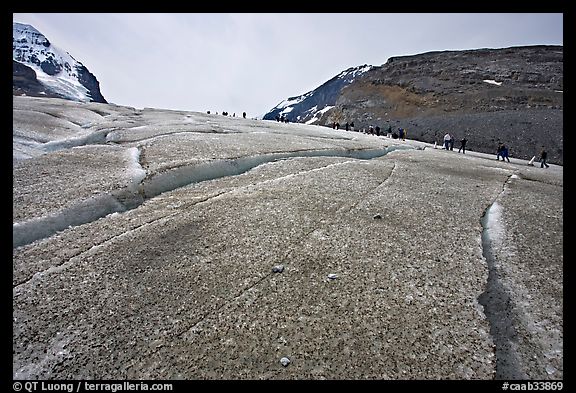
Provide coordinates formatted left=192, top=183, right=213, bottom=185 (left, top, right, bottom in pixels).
left=275, top=115, right=280, bottom=122
left=503, top=146, right=511, bottom=162
left=449, top=135, right=455, bottom=150
left=499, top=144, right=511, bottom=162
left=243, top=112, right=246, bottom=119
left=392, top=131, right=398, bottom=139
left=458, top=137, right=467, bottom=154
left=443, top=133, right=451, bottom=150
left=375, top=126, right=381, bottom=136
left=207, top=110, right=211, bottom=114
left=335, top=122, right=340, bottom=130
left=350, top=122, right=355, bottom=132
left=369, top=125, right=374, bottom=134
left=398, top=128, right=404, bottom=140
left=496, top=143, right=504, bottom=160
left=402, top=128, right=407, bottom=141
left=540, top=147, right=550, bottom=168
left=387, top=125, right=392, bottom=138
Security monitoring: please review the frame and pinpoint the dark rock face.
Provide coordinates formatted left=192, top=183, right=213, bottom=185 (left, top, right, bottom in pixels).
left=39, top=56, right=62, bottom=75
left=13, top=60, right=40, bottom=87
left=77, top=65, right=107, bottom=104
left=266, top=46, right=563, bottom=164
left=13, top=60, right=67, bottom=99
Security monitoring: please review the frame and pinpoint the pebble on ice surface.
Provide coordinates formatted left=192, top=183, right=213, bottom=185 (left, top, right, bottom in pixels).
left=327, top=273, right=338, bottom=280
left=373, top=214, right=382, bottom=219
left=280, top=357, right=290, bottom=367
left=272, top=265, right=285, bottom=273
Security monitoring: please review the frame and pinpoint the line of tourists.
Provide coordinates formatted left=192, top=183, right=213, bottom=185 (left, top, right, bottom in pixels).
left=340, top=121, right=408, bottom=140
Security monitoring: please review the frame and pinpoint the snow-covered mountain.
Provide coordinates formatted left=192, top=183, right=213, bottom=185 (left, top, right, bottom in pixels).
left=13, top=22, right=107, bottom=103
left=263, top=65, right=372, bottom=124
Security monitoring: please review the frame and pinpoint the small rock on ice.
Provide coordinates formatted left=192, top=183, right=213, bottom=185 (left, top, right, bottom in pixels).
left=280, top=357, right=291, bottom=367
left=272, top=265, right=285, bottom=273
left=327, top=273, right=338, bottom=280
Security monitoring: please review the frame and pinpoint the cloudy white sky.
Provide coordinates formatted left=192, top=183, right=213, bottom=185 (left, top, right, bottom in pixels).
left=13, top=13, right=563, bottom=118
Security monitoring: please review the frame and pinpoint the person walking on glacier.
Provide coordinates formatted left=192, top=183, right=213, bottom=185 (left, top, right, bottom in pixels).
left=540, top=147, right=550, bottom=168
left=458, top=137, right=467, bottom=154
left=496, top=142, right=504, bottom=160
left=499, top=144, right=511, bottom=162
left=443, top=133, right=451, bottom=150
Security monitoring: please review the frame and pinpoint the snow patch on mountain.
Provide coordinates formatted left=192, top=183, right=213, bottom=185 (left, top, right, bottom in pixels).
left=305, top=105, right=334, bottom=125
left=276, top=93, right=312, bottom=111
left=337, top=64, right=372, bottom=79
left=483, top=79, right=503, bottom=86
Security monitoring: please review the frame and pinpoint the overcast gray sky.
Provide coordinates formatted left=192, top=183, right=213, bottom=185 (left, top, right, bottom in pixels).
left=13, top=13, right=563, bottom=117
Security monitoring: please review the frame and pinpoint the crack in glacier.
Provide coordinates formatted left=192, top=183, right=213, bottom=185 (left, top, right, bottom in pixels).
left=478, top=172, right=527, bottom=379
left=13, top=145, right=413, bottom=249
left=140, top=146, right=411, bottom=200
left=337, top=162, right=397, bottom=214
left=41, top=128, right=117, bottom=153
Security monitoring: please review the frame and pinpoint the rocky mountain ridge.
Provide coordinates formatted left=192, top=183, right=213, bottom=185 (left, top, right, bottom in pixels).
left=263, top=65, right=373, bottom=124
left=265, top=45, right=563, bottom=164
